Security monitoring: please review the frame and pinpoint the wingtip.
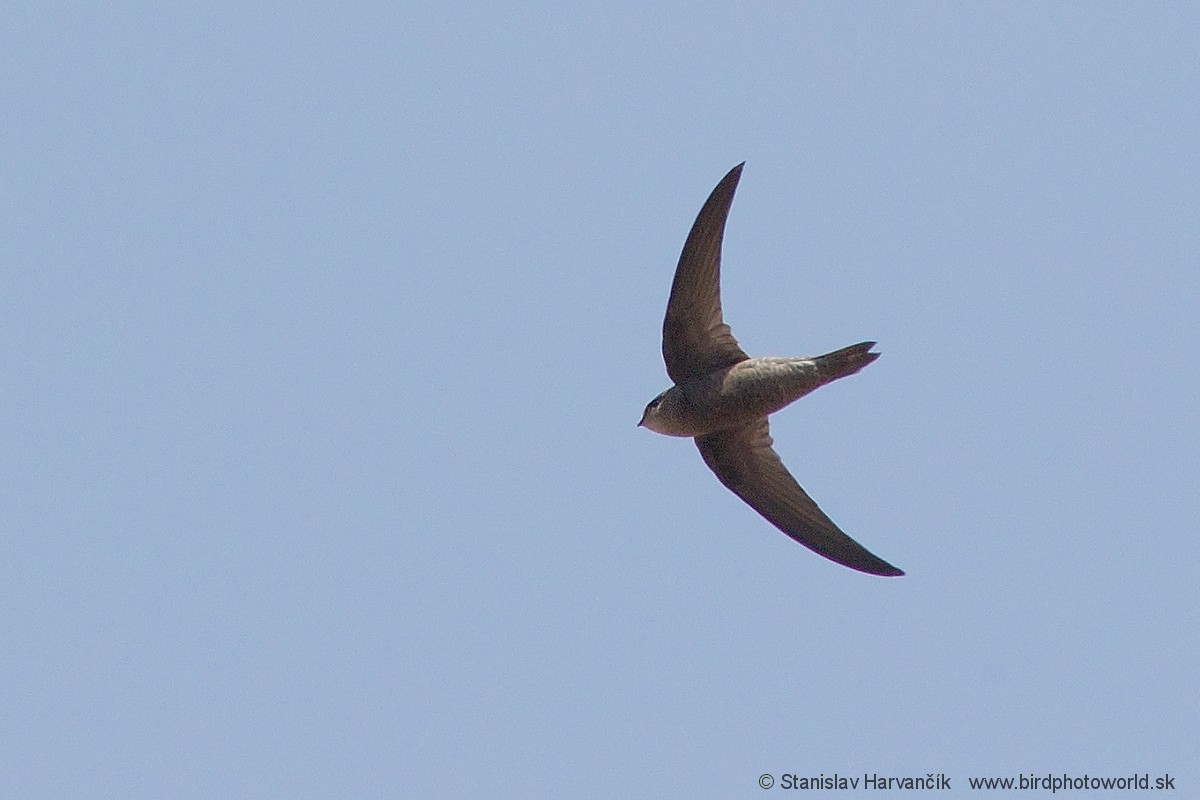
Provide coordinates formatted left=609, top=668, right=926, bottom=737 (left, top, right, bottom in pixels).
left=846, top=557, right=905, bottom=577
left=714, top=163, right=744, bottom=186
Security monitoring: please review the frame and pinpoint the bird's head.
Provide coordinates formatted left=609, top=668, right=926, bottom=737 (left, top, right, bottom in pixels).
left=638, top=389, right=678, bottom=435
left=638, top=391, right=665, bottom=425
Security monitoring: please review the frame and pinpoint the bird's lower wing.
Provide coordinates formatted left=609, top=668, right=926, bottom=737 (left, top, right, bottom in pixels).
left=696, top=420, right=903, bottom=577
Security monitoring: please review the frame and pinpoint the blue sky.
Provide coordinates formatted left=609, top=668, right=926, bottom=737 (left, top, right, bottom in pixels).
left=4, top=3, right=1197, bottom=797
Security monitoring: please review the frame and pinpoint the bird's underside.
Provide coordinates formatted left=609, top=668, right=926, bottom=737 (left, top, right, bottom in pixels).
left=642, top=163, right=903, bottom=577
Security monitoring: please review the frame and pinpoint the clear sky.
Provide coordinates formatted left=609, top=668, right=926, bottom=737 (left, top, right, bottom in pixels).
left=4, top=3, right=1197, bottom=798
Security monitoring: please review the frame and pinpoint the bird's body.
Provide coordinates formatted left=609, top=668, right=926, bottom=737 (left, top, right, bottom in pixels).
left=641, top=349, right=877, bottom=438
left=639, top=163, right=904, bottom=577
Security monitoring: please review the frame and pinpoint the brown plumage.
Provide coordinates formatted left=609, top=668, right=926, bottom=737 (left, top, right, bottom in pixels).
left=639, top=164, right=903, bottom=577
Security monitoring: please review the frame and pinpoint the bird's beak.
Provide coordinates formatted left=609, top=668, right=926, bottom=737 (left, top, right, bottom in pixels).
left=636, top=420, right=643, bottom=428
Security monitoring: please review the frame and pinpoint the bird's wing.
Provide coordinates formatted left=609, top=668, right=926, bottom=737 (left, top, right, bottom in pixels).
left=696, top=419, right=904, bottom=576
left=662, top=163, right=751, bottom=384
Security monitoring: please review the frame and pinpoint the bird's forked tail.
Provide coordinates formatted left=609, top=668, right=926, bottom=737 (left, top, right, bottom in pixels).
left=814, top=341, right=880, bottom=383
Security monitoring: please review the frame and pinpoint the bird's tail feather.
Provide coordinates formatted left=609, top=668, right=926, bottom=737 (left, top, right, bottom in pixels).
left=814, top=341, right=880, bottom=382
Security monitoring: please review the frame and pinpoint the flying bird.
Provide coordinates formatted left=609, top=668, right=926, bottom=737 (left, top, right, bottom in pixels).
left=639, top=163, right=903, bottom=577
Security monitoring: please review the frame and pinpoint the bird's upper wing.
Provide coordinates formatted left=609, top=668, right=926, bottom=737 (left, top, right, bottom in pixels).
left=662, top=163, right=751, bottom=384
left=696, top=419, right=904, bottom=576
